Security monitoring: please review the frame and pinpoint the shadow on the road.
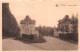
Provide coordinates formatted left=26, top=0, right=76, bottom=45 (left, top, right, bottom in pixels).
left=2, top=36, right=14, bottom=39
left=2, top=37, right=8, bottom=39
left=14, top=36, right=46, bottom=44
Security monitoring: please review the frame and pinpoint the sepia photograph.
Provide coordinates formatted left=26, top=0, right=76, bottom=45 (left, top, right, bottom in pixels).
left=2, top=1, right=78, bottom=51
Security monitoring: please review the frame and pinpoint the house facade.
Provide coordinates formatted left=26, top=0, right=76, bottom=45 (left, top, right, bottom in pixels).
left=19, top=16, right=39, bottom=37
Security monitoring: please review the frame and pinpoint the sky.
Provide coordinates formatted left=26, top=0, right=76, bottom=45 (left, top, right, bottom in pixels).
left=9, top=1, right=78, bottom=27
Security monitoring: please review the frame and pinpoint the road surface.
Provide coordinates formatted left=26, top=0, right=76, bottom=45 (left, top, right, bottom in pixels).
left=2, top=36, right=78, bottom=51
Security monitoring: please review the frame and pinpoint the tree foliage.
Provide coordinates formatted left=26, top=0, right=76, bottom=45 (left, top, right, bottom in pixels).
left=36, top=26, right=54, bottom=36
left=2, top=3, right=20, bottom=37
left=71, top=15, right=78, bottom=33
left=57, top=14, right=78, bottom=42
left=57, top=14, right=78, bottom=34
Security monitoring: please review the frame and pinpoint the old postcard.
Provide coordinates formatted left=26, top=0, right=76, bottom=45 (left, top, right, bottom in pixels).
left=0, top=0, right=80, bottom=52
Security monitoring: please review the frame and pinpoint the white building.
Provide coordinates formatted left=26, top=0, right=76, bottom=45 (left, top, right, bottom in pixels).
left=19, top=16, right=39, bottom=38
left=54, top=26, right=60, bottom=37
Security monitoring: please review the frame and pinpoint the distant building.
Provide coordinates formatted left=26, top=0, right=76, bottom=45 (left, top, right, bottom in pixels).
left=19, top=16, right=39, bottom=38
left=54, top=26, right=60, bottom=37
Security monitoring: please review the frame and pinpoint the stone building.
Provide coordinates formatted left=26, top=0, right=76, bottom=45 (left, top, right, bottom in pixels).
left=19, top=16, right=39, bottom=38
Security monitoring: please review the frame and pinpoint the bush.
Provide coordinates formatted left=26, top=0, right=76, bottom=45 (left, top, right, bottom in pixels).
left=59, top=33, right=78, bottom=42
left=21, top=34, right=46, bottom=43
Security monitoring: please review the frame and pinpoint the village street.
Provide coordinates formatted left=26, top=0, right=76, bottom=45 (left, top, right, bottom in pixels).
left=2, top=36, right=78, bottom=51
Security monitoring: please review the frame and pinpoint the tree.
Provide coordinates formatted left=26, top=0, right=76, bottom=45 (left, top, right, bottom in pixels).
left=71, top=15, right=78, bottom=33
left=2, top=3, right=20, bottom=37
left=36, top=26, right=54, bottom=36
left=57, top=19, right=64, bottom=32
left=63, top=15, right=71, bottom=33
left=57, top=15, right=71, bottom=33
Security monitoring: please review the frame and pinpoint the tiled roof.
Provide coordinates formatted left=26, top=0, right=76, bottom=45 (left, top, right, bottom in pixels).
left=20, top=16, right=35, bottom=24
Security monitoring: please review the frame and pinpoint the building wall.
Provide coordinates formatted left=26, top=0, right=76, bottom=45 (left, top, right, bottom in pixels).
left=21, top=24, right=35, bottom=35
left=54, top=27, right=60, bottom=37
left=19, top=23, right=39, bottom=37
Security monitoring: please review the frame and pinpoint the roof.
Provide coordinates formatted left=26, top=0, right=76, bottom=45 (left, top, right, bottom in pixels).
left=20, top=16, right=35, bottom=24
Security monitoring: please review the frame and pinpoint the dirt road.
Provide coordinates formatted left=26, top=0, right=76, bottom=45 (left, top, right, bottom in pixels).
left=2, top=36, right=78, bottom=51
